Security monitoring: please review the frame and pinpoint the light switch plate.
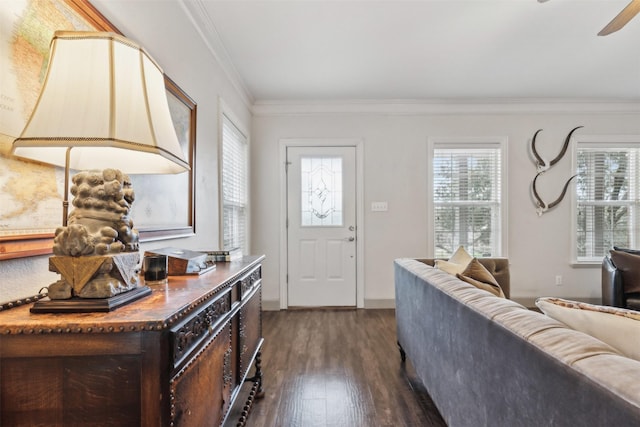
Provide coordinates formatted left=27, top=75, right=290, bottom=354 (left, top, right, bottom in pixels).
left=371, top=201, right=388, bottom=212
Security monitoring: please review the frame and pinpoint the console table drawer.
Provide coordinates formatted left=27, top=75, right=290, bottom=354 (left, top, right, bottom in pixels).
left=239, top=266, right=261, bottom=299
left=239, top=284, right=262, bottom=382
left=170, top=322, right=232, bottom=426
left=170, top=288, right=232, bottom=371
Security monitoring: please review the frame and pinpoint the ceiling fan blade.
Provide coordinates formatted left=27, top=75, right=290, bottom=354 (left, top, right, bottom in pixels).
left=598, top=0, right=640, bottom=36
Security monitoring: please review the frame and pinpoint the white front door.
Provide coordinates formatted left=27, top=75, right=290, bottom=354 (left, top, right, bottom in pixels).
left=286, top=146, right=357, bottom=307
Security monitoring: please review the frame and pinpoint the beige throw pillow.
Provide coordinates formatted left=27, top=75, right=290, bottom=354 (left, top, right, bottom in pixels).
left=457, top=258, right=505, bottom=298
left=435, top=259, right=467, bottom=275
left=449, top=245, right=473, bottom=267
left=434, top=246, right=472, bottom=275
left=536, top=297, right=640, bottom=361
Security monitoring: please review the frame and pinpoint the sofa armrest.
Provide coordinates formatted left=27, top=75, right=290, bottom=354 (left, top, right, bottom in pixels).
left=416, top=258, right=510, bottom=299
left=602, top=256, right=625, bottom=307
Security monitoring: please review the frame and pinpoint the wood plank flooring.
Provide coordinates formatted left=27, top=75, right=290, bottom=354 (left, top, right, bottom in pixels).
left=233, top=309, right=446, bottom=427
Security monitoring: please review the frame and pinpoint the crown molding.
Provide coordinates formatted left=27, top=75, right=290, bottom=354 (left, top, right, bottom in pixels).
left=252, top=98, right=640, bottom=116
left=178, top=0, right=254, bottom=108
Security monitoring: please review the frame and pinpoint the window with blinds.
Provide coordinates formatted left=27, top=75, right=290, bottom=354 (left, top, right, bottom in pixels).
left=575, top=140, right=640, bottom=262
left=431, top=142, right=504, bottom=258
left=221, top=114, right=248, bottom=253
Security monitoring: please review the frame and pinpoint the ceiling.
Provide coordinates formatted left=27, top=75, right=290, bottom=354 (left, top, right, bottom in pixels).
left=192, top=0, right=640, bottom=102
left=106, top=0, right=640, bottom=103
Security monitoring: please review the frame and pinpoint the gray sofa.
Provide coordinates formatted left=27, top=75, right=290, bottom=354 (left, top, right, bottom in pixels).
left=395, top=258, right=640, bottom=427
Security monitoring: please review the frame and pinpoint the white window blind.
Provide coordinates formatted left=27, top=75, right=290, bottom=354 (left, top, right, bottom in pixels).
left=575, top=142, right=640, bottom=262
left=221, top=114, right=248, bottom=253
left=432, top=144, right=503, bottom=258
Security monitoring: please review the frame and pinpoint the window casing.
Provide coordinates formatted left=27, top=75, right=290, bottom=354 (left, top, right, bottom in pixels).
left=574, top=136, right=640, bottom=263
left=220, top=113, right=248, bottom=254
left=429, top=138, right=506, bottom=258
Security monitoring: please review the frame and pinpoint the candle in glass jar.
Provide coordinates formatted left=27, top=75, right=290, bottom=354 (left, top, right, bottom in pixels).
left=143, top=254, right=168, bottom=283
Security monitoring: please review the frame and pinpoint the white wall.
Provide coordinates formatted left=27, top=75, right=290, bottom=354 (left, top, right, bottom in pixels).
left=0, top=1, right=251, bottom=303
left=2, top=2, right=639, bottom=310
left=251, top=105, right=640, bottom=307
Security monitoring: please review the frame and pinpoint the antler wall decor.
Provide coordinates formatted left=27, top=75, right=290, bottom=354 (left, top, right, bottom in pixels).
left=531, top=126, right=583, bottom=172
left=530, top=126, right=583, bottom=216
left=532, top=172, right=577, bottom=216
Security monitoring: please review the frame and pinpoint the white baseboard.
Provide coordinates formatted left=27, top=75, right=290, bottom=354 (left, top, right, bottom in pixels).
left=261, top=299, right=396, bottom=310
left=262, top=300, right=281, bottom=311
left=364, top=299, right=396, bottom=309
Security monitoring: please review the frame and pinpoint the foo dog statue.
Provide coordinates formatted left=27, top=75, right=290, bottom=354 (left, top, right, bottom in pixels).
left=48, top=169, right=141, bottom=299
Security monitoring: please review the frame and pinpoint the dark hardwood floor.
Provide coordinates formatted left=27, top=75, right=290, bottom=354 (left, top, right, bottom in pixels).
left=232, top=309, right=446, bottom=427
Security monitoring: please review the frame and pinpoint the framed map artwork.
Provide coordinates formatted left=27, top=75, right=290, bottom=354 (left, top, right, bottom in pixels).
left=0, top=0, right=196, bottom=260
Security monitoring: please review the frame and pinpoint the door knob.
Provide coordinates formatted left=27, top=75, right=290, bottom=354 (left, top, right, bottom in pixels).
left=345, top=236, right=355, bottom=242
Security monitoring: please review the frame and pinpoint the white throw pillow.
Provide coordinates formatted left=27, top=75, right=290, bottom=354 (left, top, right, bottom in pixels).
left=435, top=246, right=472, bottom=275
left=449, top=245, right=473, bottom=267
left=536, top=297, right=640, bottom=361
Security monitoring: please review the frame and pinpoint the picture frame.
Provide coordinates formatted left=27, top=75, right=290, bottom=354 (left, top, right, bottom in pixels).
left=0, top=0, right=196, bottom=260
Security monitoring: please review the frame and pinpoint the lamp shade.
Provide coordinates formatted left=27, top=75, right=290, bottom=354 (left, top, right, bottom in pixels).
left=11, top=31, right=189, bottom=174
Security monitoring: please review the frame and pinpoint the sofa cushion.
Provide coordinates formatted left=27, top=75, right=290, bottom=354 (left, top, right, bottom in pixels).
left=610, top=250, right=640, bottom=294
left=434, top=246, right=472, bottom=275
left=456, top=258, right=505, bottom=298
left=536, top=297, right=640, bottom=361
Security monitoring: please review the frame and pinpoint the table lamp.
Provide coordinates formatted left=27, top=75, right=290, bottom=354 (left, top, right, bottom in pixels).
left=11, top=31, right=190, bottom=311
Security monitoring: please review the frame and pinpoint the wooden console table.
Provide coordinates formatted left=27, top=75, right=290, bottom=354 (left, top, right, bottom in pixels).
left=0, top=255, right=265, bottom=427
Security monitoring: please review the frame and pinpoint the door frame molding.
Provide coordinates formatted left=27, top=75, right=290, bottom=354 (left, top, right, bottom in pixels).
left=279, top=138, right=365, bottom=309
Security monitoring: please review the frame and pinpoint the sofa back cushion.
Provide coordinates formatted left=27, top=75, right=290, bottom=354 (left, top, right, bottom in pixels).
left=536, top=297, right=640, bottom=361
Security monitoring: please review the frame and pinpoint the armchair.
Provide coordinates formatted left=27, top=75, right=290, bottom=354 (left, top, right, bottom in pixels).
left=602, top=248, right=640, bottom=311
